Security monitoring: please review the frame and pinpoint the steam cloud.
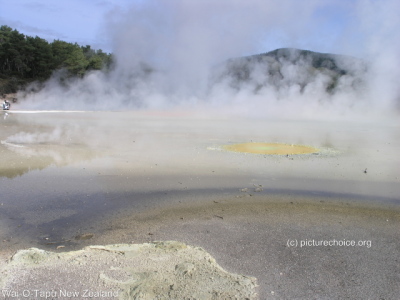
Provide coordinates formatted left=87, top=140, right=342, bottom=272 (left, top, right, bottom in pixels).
left=5, top=127, right=68, bottom=144
left=19, top=0, right=400, bottom=119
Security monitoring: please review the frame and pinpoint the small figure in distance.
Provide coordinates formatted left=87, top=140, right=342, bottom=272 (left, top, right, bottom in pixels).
left=2, top=100, right=10, bottom=110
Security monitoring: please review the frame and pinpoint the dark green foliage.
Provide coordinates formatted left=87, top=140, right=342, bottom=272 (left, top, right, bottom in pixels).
left=25, top=36, right=53, bottom=78
left=81, top=46, right=112, bottom=71
left=0, top=25, right=113, bottom=91
left=64, top=43, right=89, bottom=76
left=0, top=25, right=29, bottom=76
left=0, top=77, right=25, bottom=94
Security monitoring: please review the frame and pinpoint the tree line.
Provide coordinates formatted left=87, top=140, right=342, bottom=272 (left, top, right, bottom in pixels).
left=0, top=25, right=113, bottom=94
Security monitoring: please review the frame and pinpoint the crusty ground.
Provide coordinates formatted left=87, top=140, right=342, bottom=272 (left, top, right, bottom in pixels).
left=0, top=241, right=257, bottom=300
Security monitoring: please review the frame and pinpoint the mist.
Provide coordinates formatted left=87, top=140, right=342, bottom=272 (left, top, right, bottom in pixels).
left=18, top=0, right=400, bottom=120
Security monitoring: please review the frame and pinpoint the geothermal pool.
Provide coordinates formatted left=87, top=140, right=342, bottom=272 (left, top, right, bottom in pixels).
left=0, top=110, right=399, bottom=299
left=223, top=142, right=319, bottom=155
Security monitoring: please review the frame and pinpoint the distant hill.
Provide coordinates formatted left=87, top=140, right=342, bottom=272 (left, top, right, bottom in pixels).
left=211, top=48, right=367, bottom=94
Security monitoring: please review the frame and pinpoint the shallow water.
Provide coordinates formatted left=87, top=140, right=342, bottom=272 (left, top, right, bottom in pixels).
left=0, top=110, right=399, bottom=251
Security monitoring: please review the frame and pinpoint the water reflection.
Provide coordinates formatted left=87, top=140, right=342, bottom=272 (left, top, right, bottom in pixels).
left=0, top=112, right=98, bottom=178
left=0, top=142, right=97, bottom=178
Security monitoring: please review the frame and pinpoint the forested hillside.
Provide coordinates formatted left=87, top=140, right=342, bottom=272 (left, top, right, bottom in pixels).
left=212, top=48, right=366, bottom=95
left=0, top=25, right=113, bottom=94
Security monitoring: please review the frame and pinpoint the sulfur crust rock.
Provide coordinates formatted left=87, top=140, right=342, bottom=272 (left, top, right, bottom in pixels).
left=0, top=241, right=258, bottom=299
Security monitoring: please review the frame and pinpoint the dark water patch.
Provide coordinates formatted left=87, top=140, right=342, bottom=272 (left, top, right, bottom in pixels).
left=1, top=186, right=399, bottom=253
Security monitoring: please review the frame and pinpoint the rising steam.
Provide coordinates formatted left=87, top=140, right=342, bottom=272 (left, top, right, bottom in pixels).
left=18, top=0, right=400, bottom=119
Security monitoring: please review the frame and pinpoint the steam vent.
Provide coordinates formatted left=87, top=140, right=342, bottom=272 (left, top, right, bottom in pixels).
left=223, top=142, right=319, bottom=155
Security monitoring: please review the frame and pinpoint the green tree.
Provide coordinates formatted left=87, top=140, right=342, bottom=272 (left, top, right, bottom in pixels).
left=0, top=26, right=29, bottom=76
left=87, top=55, right=103, bottom=70
left=51, top=40, right=74, bottom=69
left=25, top=36, right=53, bottom=79
left=83, top=46, right=113, bottom=71
left=0, top=25, right=114, bottom=91
left=64, top=43, right=88, bottom=76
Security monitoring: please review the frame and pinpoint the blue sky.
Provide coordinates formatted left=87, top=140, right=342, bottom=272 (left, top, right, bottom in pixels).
left=0, top=0, right=398, bottom=60
left=0, top=0, right=133, bottom=51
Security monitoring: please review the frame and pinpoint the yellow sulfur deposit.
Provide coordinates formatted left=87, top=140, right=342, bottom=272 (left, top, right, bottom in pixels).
left=223, top=142, right=318, bottom=155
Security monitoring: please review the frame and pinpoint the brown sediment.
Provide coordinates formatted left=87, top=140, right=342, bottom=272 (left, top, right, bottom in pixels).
left=223, top=142, right=319, bottom=155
